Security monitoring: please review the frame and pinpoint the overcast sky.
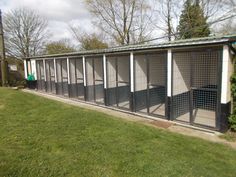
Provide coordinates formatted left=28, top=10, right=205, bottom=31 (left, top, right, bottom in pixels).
left=0, top=0, right=94, bottom=42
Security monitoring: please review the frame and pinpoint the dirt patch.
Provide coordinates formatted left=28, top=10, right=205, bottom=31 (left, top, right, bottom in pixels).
left=151, top=120, right=173, bottom=129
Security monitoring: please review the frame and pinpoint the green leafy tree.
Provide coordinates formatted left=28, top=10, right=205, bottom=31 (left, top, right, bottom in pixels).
left=79, top=33, right=108, bottom=50
left=177, top=0, right=210, bottom=39
left=45, top=39, right=76, bottom=55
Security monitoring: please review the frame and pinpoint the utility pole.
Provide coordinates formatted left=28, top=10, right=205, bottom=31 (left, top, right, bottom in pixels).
left=0, top=9, right=7, bottom=86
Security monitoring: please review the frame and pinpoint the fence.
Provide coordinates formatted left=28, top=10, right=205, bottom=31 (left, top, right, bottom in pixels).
left=24, top=36, right=236, bottom=132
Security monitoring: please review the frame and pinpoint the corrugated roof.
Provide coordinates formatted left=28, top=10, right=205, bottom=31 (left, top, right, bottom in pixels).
left=27, top=34, right=236, bottom=59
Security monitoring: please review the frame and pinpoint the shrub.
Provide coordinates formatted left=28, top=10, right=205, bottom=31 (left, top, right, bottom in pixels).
left=230, top=62, right=236, bottom=131
left=229, top=114, right=236, bottom=131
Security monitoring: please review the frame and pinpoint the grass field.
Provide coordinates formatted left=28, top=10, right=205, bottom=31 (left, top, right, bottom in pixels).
left=0, top=88, right=236, bottom=177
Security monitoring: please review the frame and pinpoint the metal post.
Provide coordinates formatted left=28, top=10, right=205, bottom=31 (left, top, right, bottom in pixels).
left=43, top=59, right=46, bottom=91
left=167, top=49, right=172, bottom=120
left=54, top=58, right=57, bottom=83
left=82, top=56, right=87, bottom=101
left=103, top=54, right=107, bottom=89
left=0, top=10, right=7, bottom=86
left=130, top=52, right=134, bottom=111
left=103, top=54, right=108, bottom=105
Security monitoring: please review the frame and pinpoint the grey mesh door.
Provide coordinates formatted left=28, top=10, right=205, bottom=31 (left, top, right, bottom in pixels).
left=45, top=60, right=56, bottom=94
left=56, top=59, right=68, bottom=96
left=36, top=60, right=45, bottom=91
left=106, top=55, right=130, bottom=110
left=172, top=48, right=221, bottom=128
left=69, top=58, right=84, bottom=100
left=134, top=52, right=167, bottom=118
left=86, top=57, right=104, bottom=104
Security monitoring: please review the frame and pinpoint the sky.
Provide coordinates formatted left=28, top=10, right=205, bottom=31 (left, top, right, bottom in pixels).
left=0, top=0, right=94, bottom=43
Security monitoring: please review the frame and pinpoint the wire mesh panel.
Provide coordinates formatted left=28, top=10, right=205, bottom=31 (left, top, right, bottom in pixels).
left=172, top=52, right=191, bottom=123
left=69, top=58, right=84, bottom=100
left=45, top=60, right=56, bottom=94
left=56, top=59, right=63, bottom=95
left=36, top=60, right=45, bottom=91
left=191, top=50, right=219, bottom=127
left=134, top=55, right=148, bottom=113
left=86, top=58, right=95, bottom=102
left=56, top=59, right=68, bottom=96
left=61, top=59, right=69, bottom=97
left=94, top=58, right=104, bottom=104
left=107, top=57, right=117, bottom=106
left=172, top=48, right=220, bottom=128
left=69, top=58, right=77, bottom=98
left=148, top=53, right=167, bottom=117
left=106, top=55, right=130, bottom=110
left=85, top=57, right=104, bottom=104
left=117, top=56, right=130, bottom=109
left=76, top=59, right=85, bottom=100
left=134, top=52, right=167, bottom=117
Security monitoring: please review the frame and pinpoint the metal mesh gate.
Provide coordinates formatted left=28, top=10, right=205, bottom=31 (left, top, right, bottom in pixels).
left=106, top=55, right=130, bottom=110
left=45, top=60, right=56, bottom=94
left=36, top=60, right=45, bottom=91
left=134, top=52, right=167, bottom=118
left=69, top=58, right=84, bottom=100
left=172, top=48, right=220, bottom=128
left=86, top=57, right=104, bottom=104
left=56, top=59, right=69, bottom=96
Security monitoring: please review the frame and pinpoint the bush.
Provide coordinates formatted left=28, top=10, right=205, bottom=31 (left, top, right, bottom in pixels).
left=231, top=74, right=236, bottom=102
left=229, top=114, right=236, bottom=131
left=230, top=62, right=236, bottom=131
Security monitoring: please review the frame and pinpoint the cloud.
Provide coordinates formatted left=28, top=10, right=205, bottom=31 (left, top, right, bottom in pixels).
left=1, top=0, right=94, bottom=42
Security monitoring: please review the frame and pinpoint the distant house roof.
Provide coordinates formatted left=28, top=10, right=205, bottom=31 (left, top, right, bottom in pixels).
left=27, top=34, right=236, bottom=59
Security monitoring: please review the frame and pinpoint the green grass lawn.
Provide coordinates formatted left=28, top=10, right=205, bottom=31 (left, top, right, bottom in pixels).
left=0, top=88, right=236, bottom=177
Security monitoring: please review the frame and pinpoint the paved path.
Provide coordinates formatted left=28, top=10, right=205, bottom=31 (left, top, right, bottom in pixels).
left=23, top=89, right=236, bottom=150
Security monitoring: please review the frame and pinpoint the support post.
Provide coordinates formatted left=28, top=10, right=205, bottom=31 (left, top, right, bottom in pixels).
left=54, top=58, right=58, bottom=94
left=82, top=56, right=87, bottom=101
left=67, top=58, right=71, bottom=97
left=24, top=60, right=28, bottom=79
left=103, top=54, right=108, bottom=105
left=220, top=45, right=233, bottom=131
left=130, top=52, right=135, bottom=111
left=43, top=59, right=46, bottom=91
left=167, top=49, right=172, bottom=120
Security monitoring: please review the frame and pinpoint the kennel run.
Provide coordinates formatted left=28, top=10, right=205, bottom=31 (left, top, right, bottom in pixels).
left=24, top=36, right=236, bottom=132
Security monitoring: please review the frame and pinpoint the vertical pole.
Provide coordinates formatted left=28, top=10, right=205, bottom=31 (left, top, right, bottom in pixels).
left=67, top=57, right=71, bottom=97
left=221, top=45, right=230, bottom=104
left=103, top=54, right=108, bottom=105
left=219, top=45, right=231, bottom=131
left=130, top=52, right=134, bottom=111
left=67, top=58, right=70, bottom=84
left=146, top=54, right=150, bottom=114
left=0, top=10, right=7, bottom=86
left=167, top=49, right=172, bottom=120
left=24, top=60, right=28, bottom=79
left=54, top=58, right=57, bottom=94
left=54, top=58, right=57, bottom=83
left=82, top=56, right=87, bottom=100
left=43, top=59, right=46, bottom=91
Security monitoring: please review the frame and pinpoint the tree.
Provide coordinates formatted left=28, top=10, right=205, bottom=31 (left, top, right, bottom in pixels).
left=3, top=8, right=48, bottom=58
left=45, top=39, right=76, bottom=55
left=154, top=0, right=182, bottom=41
left=85, top=0, right=154, bottom=45
left=177, top=0, right=211, bottom=39
left=78, top=33, right=108, bottom=50
left=70, top=26, right=108, bottom=50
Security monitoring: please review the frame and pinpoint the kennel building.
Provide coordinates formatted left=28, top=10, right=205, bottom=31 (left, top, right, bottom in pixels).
left=24, top=35, right=236, bottom=132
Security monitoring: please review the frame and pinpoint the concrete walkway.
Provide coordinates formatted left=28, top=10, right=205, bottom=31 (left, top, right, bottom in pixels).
left=22, top=89, right=236, bottom=150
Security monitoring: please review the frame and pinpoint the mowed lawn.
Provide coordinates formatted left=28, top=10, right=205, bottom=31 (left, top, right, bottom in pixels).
left=0, top=88, right=236, bottom=177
